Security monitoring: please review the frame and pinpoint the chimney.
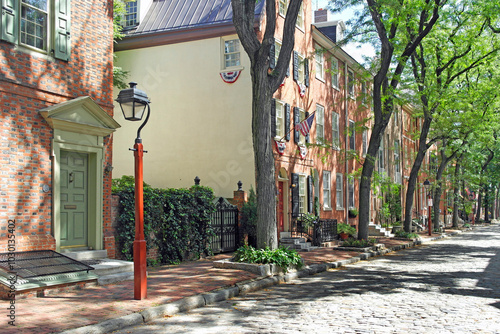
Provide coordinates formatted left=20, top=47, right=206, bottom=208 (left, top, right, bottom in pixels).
left=314, top=9, right=328, bottom=23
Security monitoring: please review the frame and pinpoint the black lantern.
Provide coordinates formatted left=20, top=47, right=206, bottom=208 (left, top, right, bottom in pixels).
left=116, top=82, right=151, bottom=141
left=423, top=179, right=430, bottom=192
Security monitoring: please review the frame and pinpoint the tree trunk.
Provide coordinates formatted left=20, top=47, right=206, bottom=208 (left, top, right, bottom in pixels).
left=403, top=116, right=432, bottom=232
left=452, top=161, right=460, bottom=228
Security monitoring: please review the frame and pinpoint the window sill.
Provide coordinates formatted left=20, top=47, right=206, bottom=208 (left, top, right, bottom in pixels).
left=316, top=76, right=325, bottom=83
left=221, top=66, right=244, bottom=73
left=323, top=207, right=332, bottom=212
left=332, top=85, right=340, bottom=91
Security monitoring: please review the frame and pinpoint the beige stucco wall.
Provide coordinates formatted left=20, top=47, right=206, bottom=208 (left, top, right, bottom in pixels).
left=113, top=35, right=255, bottom=197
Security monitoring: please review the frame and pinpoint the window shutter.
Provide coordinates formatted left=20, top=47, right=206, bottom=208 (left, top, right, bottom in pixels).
left=305, top=111, right=310, bottom=144
left=285, top=103, right=291, bottom=141
left=269, top=38, right=275, bottom=69
left=304, top=58, right=310, bottom=87
left=291, top=173, right=299, bottom=218
left=307, top=175, right=313, bottom=213
left=1, top=0, right=18, bottom=44
left=271, top=99, right=276, bottom=138
left=55, top=0, right=71, bottom=61
left=293, top=51, right=299, bottom=82
left=294, top=107, right=300, bottom=144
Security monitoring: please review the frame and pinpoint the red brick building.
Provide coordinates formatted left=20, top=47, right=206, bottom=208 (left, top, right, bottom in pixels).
left=0, top=0, right=119, bottom=255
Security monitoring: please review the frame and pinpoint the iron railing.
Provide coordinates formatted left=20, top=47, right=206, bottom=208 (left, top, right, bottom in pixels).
left=291, top=214, right=338, bottom=246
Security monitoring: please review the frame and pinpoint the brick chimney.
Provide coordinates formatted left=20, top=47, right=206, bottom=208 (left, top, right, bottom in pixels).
left=314, top=9, right=329, bottom=23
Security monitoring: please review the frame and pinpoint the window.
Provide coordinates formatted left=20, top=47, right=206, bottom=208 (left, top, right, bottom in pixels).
left=299, top=174, right=307, bottom=214
left=332, top=112, right=340, bottom=148
left=348, top=69, right=355, bottom=97
left=298, top=53, right=305, bottom=83
left=349, top=120, right=355, bottom=151
left=361, top=81, right=367, bottom=105
left=348, top=176, right=355, bottom=209
left=323, top=171, right=331, bottom=210
left=394, top=140, right=401, bottom=183
left=315, top=47, right=324, bottom=80
left=1, top=0, right=71, bottom=61
left=362, top=129, right=368, bottom=156
left=279, top=0, right=287, bottom=16
left=297, top=108, right=306, bottom=144
left=316, top=104, right=324, bottom=143
left=223, top=39, right=240, bottom=69
left=293, top=51, right=309, bottom=86
left=124, top=0, right=138, bottom=28
left=378, top=135, right=385, bottom=173
left=331, top=58, right=339, bottom=89
left=336, top=173, right=344, bottom=209
left=274, top=39, right=282, bottom=66
left=275, top=100, right=285, bottom=138
left=296, top=3, right=304, bottom=29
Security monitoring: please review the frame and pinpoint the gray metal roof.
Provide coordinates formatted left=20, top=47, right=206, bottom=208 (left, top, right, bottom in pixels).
left=132, top=0, right=265, bottom=35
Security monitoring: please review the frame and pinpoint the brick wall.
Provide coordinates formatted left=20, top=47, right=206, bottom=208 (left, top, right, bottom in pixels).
left=0, top=0, right=114, bottom=252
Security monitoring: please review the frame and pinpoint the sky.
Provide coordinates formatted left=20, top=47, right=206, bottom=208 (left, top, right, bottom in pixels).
left=312, top=0, right=376, bottom=65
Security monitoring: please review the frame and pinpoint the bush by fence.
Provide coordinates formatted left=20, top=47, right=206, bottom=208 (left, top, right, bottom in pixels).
left=113, top=176, right=215, bottom=265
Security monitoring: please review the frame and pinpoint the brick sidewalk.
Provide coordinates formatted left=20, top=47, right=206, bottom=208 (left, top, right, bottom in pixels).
left=1, top=231, right=461, bottom=334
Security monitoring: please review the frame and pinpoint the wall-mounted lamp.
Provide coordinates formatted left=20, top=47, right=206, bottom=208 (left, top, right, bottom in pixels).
left=290, top=183, right=296, bottom=188
left=104, top=163, right=113, bottom=174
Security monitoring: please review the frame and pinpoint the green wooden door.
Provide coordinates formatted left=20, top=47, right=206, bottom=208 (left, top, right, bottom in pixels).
left=60, top=151, right=88, bottom=248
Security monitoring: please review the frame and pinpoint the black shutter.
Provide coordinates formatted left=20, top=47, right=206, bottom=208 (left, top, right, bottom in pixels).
left=269, top=38, right=275, bottom=69
left=293, top=51, right=299, bottom=82
left=271, top=99, right=276, bottom=138
left=294, top=107, right=300, bottom=144
left=1, top=0, right=18, bottom=43
left=305, top=111, right=310, bottom=144
left=291, top=173, right=299, bottom=218
left=285, top=103, right=291, bottom=141
left=307, top=175, right=313, bottom=213
left=304, top=58, right=310, bottom=87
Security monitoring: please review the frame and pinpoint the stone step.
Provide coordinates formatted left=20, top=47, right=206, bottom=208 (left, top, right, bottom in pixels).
left=280, top=237, right=307, bottom=245
left=97, top=271, right=135, bottom=285
left=62, top=250, right=108, bottom=261
left=90, top=259, right=134, bottom=277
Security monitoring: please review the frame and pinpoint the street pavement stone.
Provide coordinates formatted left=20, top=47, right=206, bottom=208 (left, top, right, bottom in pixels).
left=114, top=224, right=500, bottom=334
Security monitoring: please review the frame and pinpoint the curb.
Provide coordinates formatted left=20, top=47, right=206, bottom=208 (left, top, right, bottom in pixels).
left=58, top=230, right=464, bottom=334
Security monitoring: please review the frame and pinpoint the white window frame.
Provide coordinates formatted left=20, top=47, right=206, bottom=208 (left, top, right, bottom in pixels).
left=296, top=3, right=304, bottom=30
left=348, top=176, right=355, bottom=209
left=20, top=0, right=49, bottom=52
left=316, top=104, right=324, bottom=144
left=323, top=171, right=331, bottom=210
left=299, top=174, right=307, bottom=214
left=395, top=139, right=401, bottom=183
left=298, top=53, right=305, bottom=83
left=332, top=112, right=340, bottom=149
left=315, top=47, right=324, bottom=80
left=361, top=81, right=367, bottom=105
left=274, top=39, right=282, bottom=65
left=336, top=173, right=344, bottom=210
left=275, top=100, right=285, bottom=139
left=331, top=58, right=339, bottom=89
left=124, top=0, right=138, bottom=28
left=348, top=69, right=355, bottom=98
left=378, top=135, right=385, bottom=173
left=222, top=37, right=241, bottom=70
left=279, top=0, right=287, bottom=17
left=362, top=129, right=368, bottom=157
left=349, top=119, right=355, bottom=151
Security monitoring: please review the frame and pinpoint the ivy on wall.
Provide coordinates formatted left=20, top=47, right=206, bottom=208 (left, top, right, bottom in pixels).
left=113, top=176, right=215, bottom=264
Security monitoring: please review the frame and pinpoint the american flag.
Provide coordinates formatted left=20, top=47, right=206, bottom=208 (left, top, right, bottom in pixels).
left=295, top=112, right=315, bottom=136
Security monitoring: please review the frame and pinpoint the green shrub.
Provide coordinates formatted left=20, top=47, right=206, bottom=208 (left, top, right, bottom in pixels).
left=232, top=245, right=303, bottom=273
left=114, top=177, right=216, bottom=265
left=341, top=238, right=376, bottom=248
left=394, top=230, right=419, bottom=239
left=112, top=175, right=151, bottom=193
left=337, top=223, right=357, bottom=235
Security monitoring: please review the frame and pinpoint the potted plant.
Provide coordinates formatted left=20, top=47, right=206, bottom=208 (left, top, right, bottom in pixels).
left=337, top=223, right=357, bottom=240
left=348, top=207, right=358, bottom=218
left=298, top=213, right=318, bottom=230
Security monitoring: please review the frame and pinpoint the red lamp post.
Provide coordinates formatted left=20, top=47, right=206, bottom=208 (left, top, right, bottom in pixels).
left=423, top=179, right=432, bottom=236
left=116, top=82, right=151, bottom=300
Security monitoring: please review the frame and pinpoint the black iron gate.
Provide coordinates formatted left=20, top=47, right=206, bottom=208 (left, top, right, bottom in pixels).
left=210, top=197, right=239, bottom=254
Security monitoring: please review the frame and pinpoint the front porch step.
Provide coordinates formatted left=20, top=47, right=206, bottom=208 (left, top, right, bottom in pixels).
left=280, top=237, right=307, bottom=245
left=62, top=249, right=108, bottom=261
left=368, top=222, right=395, bottom=237
left=86, top=259, right=134, bottom=285
left=280, top=237, right=315, bottom=251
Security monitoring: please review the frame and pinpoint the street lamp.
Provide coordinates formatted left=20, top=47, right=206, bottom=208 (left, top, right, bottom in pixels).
left=116, top=82, right=151, bottom=300
left=423, top=179, right=432, bottom=236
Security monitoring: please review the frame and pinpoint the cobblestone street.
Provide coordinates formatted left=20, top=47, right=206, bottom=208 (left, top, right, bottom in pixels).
left=115, top=225, right=500, bottom=334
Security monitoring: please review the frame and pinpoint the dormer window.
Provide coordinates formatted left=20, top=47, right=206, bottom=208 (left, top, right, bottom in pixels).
left=124, top=0, right=138, bottom=28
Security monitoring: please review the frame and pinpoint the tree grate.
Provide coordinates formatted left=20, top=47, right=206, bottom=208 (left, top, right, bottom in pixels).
left=0, top=250, right=95, bottom=278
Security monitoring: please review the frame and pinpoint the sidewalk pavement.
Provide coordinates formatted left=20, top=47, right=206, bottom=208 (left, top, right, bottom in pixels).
left=2, top=227, right=475, bottom=334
